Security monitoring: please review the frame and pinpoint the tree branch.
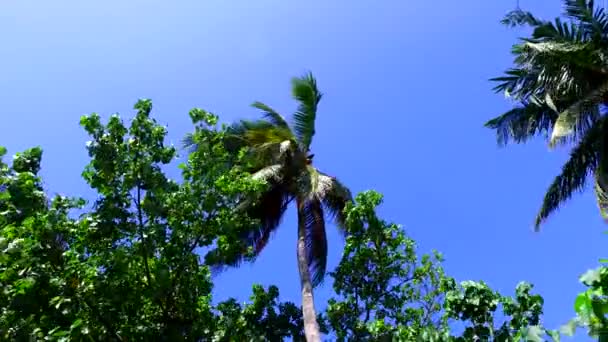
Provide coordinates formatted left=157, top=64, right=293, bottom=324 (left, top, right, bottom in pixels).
left=136, top=183, right=152, bottom=286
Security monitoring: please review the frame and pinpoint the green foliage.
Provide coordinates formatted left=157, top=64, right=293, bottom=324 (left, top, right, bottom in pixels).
left=0, top=98, right=562, bottom=341
left=0, top=100, right=303, bottom=341
left=321, top=191, right=558, bottom=341
left=186, top=73, right=352, bottom=288
left=486, top=0, right=608, bottom=228
left=444, top=280, right=559, bottom=341
left=323, top=191, right=449, bottom=341
left=213, top=285, right=304, bottom=341
left=563, top=265, right=608, bottom=340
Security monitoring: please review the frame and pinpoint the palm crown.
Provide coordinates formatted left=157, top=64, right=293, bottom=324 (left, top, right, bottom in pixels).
left=186, top=72, right=352, bottom=285
left=486, top=0, right=608, bottom=229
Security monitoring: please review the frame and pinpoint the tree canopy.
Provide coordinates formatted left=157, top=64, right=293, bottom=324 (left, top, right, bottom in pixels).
left=0, top=101, right=568, bottom=341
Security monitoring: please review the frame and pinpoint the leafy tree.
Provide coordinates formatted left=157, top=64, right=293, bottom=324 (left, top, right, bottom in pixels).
left=486, top=0, right=608, bottom=228
left=0, top=99, right=560, bottom=341
left=561, top=258, right=608, bottom=341
left=320, top=191, right=558, bottom=341
left=323, top=191, right=449, bottom=341
left=444, top=280, right=560, bottom=341
left=0, top=100, right=305, bottom=341
left=185, top=72, right=353, bottom=341
left=213, top=284, right=305, bottom=341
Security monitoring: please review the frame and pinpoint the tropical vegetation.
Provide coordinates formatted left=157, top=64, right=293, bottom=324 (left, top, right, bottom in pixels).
left=6, top=0, right=608, bottom=341
left=486, top=0, right=608, bottom=339
left=487, top=0, right=608, bottom=228
left=0, top=101, right=560, bottom=341
left=184, top=73, right=352, bottom=341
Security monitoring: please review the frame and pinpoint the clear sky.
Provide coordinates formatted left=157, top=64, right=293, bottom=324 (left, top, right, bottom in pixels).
left=0, top=0, right=599, bottom=339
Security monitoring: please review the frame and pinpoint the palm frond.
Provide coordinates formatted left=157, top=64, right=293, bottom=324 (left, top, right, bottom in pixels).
left=501, top=9, right=545, bottom=28
left=562, top=0, right=608, bottom=40
left=224, top=119, right=297, bottom=171
left=252, top=101, right=291, bottom=131
left=499, top=6, right=588, bottom=44
left=227, top=119, right=294, bottom=147
left=532, top=17, right=584, bottom=42
left=549, top=82, right=607, bottom=146
left=490, top=68, right=535, bottom=99
left=223, top=120, right=273, bottom=154
left=205, top=165, right=294, bottom=272
left=312, top=170, right=352, bottom=230
left=226, top=183, right=293, bottom=266
left=299, top=199, right=327, bottom=287
left=242, top=140, right=293, bottom=167
left=513, top=41, right=594, bottom=96
left=291, top=72, right=323, bottom=151
left=246, top=184, right=293, bottom=254
left=251, top=164, right=284, bottom=183
left=239, top=165, right=293, bottom=255
left=488, top=41, right=607, bottom=147
left=485, top=102, right=558, bottom=146
left=535, top=117, right=606, bottom=228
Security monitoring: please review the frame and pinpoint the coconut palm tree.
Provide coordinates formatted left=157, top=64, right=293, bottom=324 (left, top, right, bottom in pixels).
left=185, top=72, right=352, bottom=341
left=486, top=0, right=608, bottom=229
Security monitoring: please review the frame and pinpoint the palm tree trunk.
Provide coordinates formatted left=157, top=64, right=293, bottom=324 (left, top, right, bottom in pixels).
left=296, top=201, right=321, bottom=342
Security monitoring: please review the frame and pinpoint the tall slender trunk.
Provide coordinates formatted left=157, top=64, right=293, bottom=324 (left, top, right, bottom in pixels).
left=296, top=201, right=321, bottom=342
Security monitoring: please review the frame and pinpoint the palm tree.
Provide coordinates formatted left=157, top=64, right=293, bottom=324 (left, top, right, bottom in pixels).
left=486, top=0, right=608, bottom=229
left=185, top=72, right=352, bottom=341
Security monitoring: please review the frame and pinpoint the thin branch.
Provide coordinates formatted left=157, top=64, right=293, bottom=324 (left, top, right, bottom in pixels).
left=136, top=183, right=152, bottom=286
left=81, top=295, right=124, bottom=341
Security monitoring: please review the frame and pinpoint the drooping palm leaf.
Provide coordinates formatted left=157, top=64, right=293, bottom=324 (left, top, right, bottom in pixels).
left=535, top=117, right=607, bottom=228
left=206, top=164, right=292, bottom=271
left=485, top=102, right=558, bottom=146
left=291, top=72, right=323, bottom=151
left=251, top=101, right=291, bottom=131
left=299, top=199, right=327, bottom=287
left=240, top=164, right=295, bottom=254
left=244, top=183, right=293, bottom=254
left=313, top=171, right=352, bottom=230
left=549, top=82, right=607, bottom=146
left=251, top=164, right=285, bottom=183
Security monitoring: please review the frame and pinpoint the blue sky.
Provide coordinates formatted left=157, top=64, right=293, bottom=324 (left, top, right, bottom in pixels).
left=0, top=0, right=600, bottom=338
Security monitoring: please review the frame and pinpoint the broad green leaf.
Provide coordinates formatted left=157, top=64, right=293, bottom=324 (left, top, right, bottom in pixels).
left=575, top=292, right=591, bottom=314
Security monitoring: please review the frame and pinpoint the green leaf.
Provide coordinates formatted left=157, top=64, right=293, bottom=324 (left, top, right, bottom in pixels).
left=70, top=319, right=83, bottom=330
left=291, top=72, right=322, bottom=151
left=575, top=292, right=591, bottom=313
left=580, top=268, right=602, bottom=286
